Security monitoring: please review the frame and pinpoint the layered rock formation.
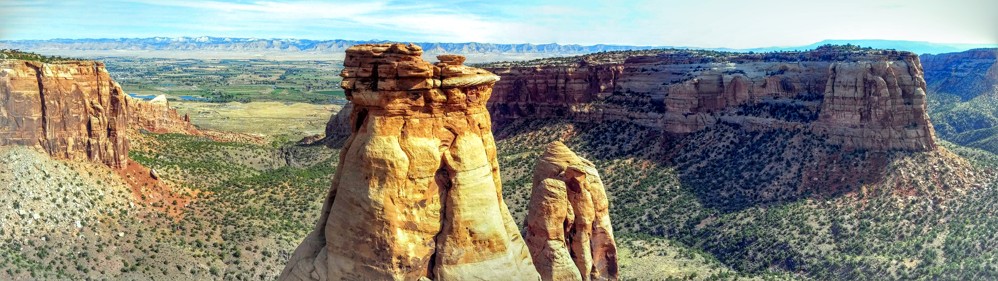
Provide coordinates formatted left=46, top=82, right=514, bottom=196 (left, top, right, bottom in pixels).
left=128, top=95, right=199, bottom=135
left=920, top=48, right=998, bottom=152
left=1, top=60, right=130, bottom=168
left=0, top=59, right=198, bottom=169
left=526, top=141, right=617, bottom=281
left=484, top=46, right=936, bottom=151
left=281, top=44, right=539, bottom=280
left=921, top=48, right=998, bottom=100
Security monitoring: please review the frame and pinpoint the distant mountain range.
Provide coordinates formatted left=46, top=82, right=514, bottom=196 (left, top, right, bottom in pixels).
left=0, top=37, right=657, bottom=55
left=1, top=37, right=994, bottom=59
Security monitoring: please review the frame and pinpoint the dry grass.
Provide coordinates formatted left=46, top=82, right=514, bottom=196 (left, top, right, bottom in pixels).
left=172, top=101, right=340, bottom=139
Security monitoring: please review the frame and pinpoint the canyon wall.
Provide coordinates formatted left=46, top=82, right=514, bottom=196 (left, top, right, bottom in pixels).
left=921, top=48, right=997, bottom=100
left=484, top=46, right=936, bottom=151
left=0, top=60, right=198, bottom=169
left=128, top=95, right=199, bottom=135
left=919, top=48, right=998, bottom=150
left=281, top=44, right=539, bottom=280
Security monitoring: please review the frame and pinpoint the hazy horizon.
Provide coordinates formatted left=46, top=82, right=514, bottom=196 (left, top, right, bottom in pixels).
left=2, top=0, right=996, bottom=49
left=2, top=36, right=996, bottom=50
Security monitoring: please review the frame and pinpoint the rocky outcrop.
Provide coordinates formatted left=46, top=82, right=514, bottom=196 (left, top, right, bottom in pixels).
left=128, top=94, right=199, bottom=135
left=526, top=141, right=617, bottom=281
left=280, top=44, right=538, bottom=281
left=813, top=59, right=933, bottom=150
left=484, top=46, right=936, bottom=151
left=320, top=102, right=352, bottom=146
left=0, top=59, right=199, bottom=169
left=1, top=60, right=130, bottom=168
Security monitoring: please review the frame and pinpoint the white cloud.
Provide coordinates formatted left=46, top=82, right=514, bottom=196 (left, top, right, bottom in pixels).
left=4, top=0, right=996, bottom=46
left=353, top=13, right=502, bottom=42
left=140, top=0, right=388, bottom=19
left=123, top=0, right=511, bottom=42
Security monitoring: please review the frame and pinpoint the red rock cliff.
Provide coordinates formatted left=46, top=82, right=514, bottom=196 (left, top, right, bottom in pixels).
left=485, top=46, right=936, bottom=151
left=128, top=95, right=199, bottom=135
left=1, top=59, right=198, bottom=169
left=921, top=48, right=998, bottom=100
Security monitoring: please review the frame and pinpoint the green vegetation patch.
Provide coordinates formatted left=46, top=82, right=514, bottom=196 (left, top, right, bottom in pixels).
left=494, top=118, right=995, bottom=280
left=103, top=57, right=346, bottom=104
left=0, top=49, right=80, bottom=63
left=125, top=132, right=336, bottom=280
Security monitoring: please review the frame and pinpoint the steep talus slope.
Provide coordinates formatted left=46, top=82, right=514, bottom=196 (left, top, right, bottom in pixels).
left=0, top=146, right=215, bottom=280
left=1, top=131, right=344, bottom=280
left=484, top=45, right=935, bottom=152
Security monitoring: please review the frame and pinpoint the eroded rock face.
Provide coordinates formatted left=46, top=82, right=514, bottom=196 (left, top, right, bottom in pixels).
left=814, top=59, right=934, bottom=150
left=128, top=94, right=199, bottom=135
left=321, top=102, right=352, bottom=146
left=921, top=48, right=998, bottom=101
left=526, top=141, right=618, bottom=281
left=485, top=47, right=936, bottom=151
left=0, top=60, right=199, bottom=169
left=1, top=60, right=130, bottom=168
left=280, top=43, right=538, bottom=281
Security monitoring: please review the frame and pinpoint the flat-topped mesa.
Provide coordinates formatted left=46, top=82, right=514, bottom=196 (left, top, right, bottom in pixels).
left=485, top=46, right=937, bottom=151
left=814, top=58, right=934, bottom=150
left=281, top=43, right=538, bottom=281
left=527, top=142, right=618, bottom=281
left=0, top=59, right=199, bottom=169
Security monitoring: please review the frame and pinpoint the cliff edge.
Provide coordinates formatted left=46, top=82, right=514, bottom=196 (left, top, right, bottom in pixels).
left=484, top=45, right=936, bottom=151
left=0, top=59, right=199, bottom=169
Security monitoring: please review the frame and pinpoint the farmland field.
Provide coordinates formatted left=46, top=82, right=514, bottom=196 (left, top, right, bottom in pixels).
left=103, top=57, right=347, bottom=104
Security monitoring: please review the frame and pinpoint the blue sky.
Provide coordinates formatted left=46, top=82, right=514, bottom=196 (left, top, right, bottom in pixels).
left=1, top=0, right=996, bottom=48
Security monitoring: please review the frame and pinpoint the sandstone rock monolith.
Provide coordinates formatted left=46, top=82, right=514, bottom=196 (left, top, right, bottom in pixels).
left=526, top=141, right=618, bottom=281
left=280, top=43, right=539, bottom=281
